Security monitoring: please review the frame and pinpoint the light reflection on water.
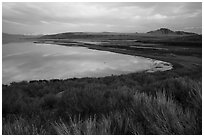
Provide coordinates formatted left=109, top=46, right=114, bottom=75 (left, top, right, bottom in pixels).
left=2, top=42, right=171, bottom=84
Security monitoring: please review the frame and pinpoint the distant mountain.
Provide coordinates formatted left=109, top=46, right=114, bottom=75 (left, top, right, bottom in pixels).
left=147, top=28, right=198, bottom=35
left=3, top=33, right=42, bottom=38
left=2, top=33, right=42, bottom=44
left=3, top=33, right=26, bottom=39
left=147, top=28, right=174, bottom=35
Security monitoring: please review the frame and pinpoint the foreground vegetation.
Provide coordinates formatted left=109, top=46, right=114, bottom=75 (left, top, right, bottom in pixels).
left=2, top=69, right=202, bottom=134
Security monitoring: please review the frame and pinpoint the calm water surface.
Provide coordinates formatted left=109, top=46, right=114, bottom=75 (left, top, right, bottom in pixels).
left=3, top=42, right=171, bottom=84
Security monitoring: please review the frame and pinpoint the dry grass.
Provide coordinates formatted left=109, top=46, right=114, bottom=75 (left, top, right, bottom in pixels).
left=2, top=77, right=202, bottom=135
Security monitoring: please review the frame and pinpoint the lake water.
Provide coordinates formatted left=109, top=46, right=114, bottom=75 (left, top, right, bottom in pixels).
left=2, top=42, right=172, bottom=84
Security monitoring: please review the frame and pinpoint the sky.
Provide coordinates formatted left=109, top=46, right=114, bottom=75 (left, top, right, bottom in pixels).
left=2, top=2, right=202, bottom=35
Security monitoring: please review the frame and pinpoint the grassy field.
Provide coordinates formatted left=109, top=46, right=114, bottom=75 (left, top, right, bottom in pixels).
left=2, top=33, right=202, bottom=135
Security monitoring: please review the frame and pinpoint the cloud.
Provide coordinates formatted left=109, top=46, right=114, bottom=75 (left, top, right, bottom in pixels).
left=2, top=2, right=202, bottom=34
left=147, top=14, right=168, bottom=20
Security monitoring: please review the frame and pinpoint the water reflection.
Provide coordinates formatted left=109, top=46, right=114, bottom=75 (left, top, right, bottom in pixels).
left=2, top=42, right=172, bottom=84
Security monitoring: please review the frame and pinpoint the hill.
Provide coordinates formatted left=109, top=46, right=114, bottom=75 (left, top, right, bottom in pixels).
left=39, top=28, right=200, bottom=40
left=147, top=28, right=198, bottom=35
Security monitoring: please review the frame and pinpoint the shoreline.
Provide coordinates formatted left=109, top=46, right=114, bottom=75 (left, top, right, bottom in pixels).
left=3, top=40, right=173, bottom=85
left=35, top=39, right=201, bottom=70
